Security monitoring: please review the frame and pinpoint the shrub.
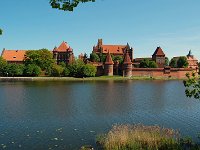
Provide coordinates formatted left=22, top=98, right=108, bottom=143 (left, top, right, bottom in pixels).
left=24, top=64, right=41, bottom=76
left=50, top=64, right=64, bottom=77
left=82, top=64, right=97, bottom=77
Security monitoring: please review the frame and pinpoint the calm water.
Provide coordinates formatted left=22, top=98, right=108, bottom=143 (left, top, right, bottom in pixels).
left=0, top=80, right=200, bottom=149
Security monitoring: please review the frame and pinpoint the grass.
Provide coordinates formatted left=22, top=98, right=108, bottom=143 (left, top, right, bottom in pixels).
left=96, top=124, right=200, bottom=150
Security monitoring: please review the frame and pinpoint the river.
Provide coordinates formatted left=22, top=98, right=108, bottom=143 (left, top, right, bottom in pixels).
left=0, top=80, right=200, bottom=149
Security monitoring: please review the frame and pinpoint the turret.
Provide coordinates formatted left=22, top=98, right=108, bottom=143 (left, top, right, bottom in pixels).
left=123, top=51, right=132, bottom=77
left=104, top=51, right=114, bottom=76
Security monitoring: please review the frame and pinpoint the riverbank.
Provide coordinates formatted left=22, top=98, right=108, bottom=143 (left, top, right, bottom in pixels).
left=0, top=76, right=186, bottom=82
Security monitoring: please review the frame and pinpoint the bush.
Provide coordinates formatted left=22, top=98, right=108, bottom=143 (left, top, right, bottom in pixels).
left=4, top=63, right=24, bottom=77
left=50, top=64, right=64, bottom=77
left=82, top=64, right=97, bottom=77
left=177, top=56, right=189, bottom=68
left=63, top=67, right=70, bottom=77
left=24, top=64, right=41, bottom=76
left=68, top=59, right=85, bottom=77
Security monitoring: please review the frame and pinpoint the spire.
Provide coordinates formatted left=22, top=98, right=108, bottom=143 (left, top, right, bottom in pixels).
left=105, top=51, right=114, bottom=65
left=123, top=51, right=132, bottom=64
left=152, top=47, right=165, bottom=56
left=187, top=50, right=193, bottom=56
left=126, top=43, right=130, bottom=49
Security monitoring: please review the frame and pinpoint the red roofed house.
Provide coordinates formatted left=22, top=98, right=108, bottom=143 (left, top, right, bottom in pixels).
left=53, top=41, right=75, bottom=65
left=93, top=39, right=133, bottom=61
left=1, top=48, right=27, bottom=64
left=152, top=47, right=166, bottom=68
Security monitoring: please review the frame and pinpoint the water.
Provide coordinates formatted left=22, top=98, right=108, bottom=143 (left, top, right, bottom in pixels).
left=0, top=80, right=200, bottom=149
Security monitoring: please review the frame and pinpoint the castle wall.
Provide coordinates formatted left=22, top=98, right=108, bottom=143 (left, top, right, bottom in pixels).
left=132, top=68, right=197, bottom=79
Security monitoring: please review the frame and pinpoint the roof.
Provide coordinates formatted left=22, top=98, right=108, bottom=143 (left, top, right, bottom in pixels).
left=1, top=50, right=27, bottom=62
left=152, top=47, right=165, bottom=56
left=101, top=45, right=126, bottom=54
left=53, top=41, right=72, bottom=52
left=123, top=52, right=132, bottom=64
left=105, top=52, right=114, bottom=65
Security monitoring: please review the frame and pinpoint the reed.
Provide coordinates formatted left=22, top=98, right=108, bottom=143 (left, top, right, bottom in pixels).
left=96, top=124, right=181, bottom=150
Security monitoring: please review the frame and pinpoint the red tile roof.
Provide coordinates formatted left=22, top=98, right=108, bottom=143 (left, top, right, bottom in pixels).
left=101, top=45, right=126, bottom=54
left=153, top=47, right=165, bottom=56
left=105, top=52, right=114, bottom=65
left=123, top=52, right=132, bottom=64
left=1, top=50, right=27, bottom=62
left=53, top=41, right=72, bottom=52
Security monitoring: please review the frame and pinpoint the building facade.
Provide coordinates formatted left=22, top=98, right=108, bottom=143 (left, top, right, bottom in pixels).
left=53, top=41, right=75, bottom=65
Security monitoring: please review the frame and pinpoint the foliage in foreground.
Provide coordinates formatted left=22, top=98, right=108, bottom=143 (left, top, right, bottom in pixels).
left=50, top=0, right=95, bottom=11
left=96, top=124, right=200, bottom=150
left=184, top=72, right=200, bottom=99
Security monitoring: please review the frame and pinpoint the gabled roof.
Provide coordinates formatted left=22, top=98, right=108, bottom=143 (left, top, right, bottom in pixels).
left=123, top=52, right=132, bottom=65
left=152, top=47, right=165, bottom=56
left=54, top=41, right=72, bottom=52
left=105, top=52, right=114, bottom=65
left=101, top=45, right=126, bottom=54
left=1, top=50, right=27, bottom=62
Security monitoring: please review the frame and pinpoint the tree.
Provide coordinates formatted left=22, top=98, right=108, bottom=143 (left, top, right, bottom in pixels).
left=63, top=67, right=71, bottom=77
left=0, top=29, right=2, bottom=35
left=184, top=72, right=200, bottom=99
left=25, top=49, right=55, bottom=70
left=0, top=57, right=7, bottom=76
left=24, top=64, right=41, bottom=76
left=149, top=61, right=158, bottom=68
left=139, top=59, right=158, bottom=68
left=4, top=63, right=24, bottom=77
left=112, top=55, right=123, bottom=64
left=50, top=0, right=95, bottom=11
left=90, top=52, right=100, bottom=62
left=169, top=58, right=177, bottom=68
left=165, top=57, right=169, bottom=66
left=177, top=56, right=188, bottom=68
left=82, top=64, right=96, bottom=77
left=68, top=59, right=85, bottom=77
left=50, top=64, right=64, bottom=77
left=99, top=53, right=106, bottom=62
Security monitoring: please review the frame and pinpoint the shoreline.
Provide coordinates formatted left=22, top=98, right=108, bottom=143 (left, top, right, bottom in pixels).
left=0, top=76, right=186, bottom=82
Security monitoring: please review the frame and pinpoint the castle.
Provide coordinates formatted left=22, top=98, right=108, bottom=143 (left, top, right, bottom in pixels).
left=1, top=39, right=199, bottom=78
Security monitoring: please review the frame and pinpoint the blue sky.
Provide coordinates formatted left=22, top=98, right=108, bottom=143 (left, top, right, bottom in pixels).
left=0, top=0, right=200, bottom=60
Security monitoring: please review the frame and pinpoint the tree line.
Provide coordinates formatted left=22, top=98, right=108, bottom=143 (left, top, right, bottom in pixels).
left=0, top=49, right=96, bottom=77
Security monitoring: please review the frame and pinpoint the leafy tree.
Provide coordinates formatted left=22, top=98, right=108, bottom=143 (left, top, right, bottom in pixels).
left=0, top=29, right=2, bottom=35
left=50, top=64, right=64, bottom=77
left=68, top=59, right=85, bottom=77
left=112, top=55, right=123, bottom=64
left=50, top=0, right=95, bottom=11
left=169, top=58, right=177, bottom=68
left=59, top=61, right=66, bottom=68
left=149, top=61, right=158, bottom=68
left=177, top=56, right=188, bottom=68
left=99, top=53, right=106, bottom=62
left=25, top=49, right=55, bottom=70
left=90, top=52, right=100, bottom=62
left=4, top=64, right=24, bottom=77
left=184, top=72, right=200, bottom=99
left=0, top=57, right=7, bottom=76
left=82, top=64, right=96, bottom=77
left=165, top=57, right=169, bottom=66
left=24, top=64, right=41, bottom=76
left=63, top=67, right=71, bottom=77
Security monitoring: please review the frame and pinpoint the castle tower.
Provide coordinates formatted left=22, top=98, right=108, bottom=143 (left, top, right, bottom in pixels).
left=123, top=51, right=132, bottom=77
left=104, top=51, right=114, bottom=76
left=152, top=47, right=165, bottom=68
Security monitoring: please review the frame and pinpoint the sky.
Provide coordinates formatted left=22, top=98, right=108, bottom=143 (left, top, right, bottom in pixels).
left=0, top=0, right=200, bottom=60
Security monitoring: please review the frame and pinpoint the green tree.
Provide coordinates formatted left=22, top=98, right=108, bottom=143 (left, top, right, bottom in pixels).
left=139, top=59, right=150, bottom=68
left=169, top=58, right=177, bottom=68
left=112, top=55, right=123, bottom=64
left=68, top=59, right=85, bottom=77
left=0, top=29, right=2, bottom=35
left=165, top=57, right=169, bottom=66
left=24, top=64, right=41, bottom=76
left=25, top=49, right=55, bottom=70
left=63, top=67, right=71, bottom=77
left=51, top=64, right=64, bottom=77
left=59, top=61, right=66, bottom=68
left=5, top=64, right=24, bottom=77
left=99, top=53, right=106, bottom=62
left=0, top=57, right=7, bottom=76
left=177, top=56, right=188, bottom=68
left=184, top=72, right=200, bottom=99
left=90, top=52, right=100, bottom=62
left=50, top=0, right=95, bottom=11
left=82, top=64, right=96, bottom=77
left=149, top=61, right=158, bottom=68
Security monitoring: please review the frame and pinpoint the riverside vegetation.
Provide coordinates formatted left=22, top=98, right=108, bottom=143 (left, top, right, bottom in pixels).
left=95, top=124, right=200, bottom=150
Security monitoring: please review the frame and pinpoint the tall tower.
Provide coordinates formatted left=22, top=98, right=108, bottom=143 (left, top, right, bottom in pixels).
left=104, top=51, right=114, bottom=76
left=123, top=51, right=132, bottom=77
